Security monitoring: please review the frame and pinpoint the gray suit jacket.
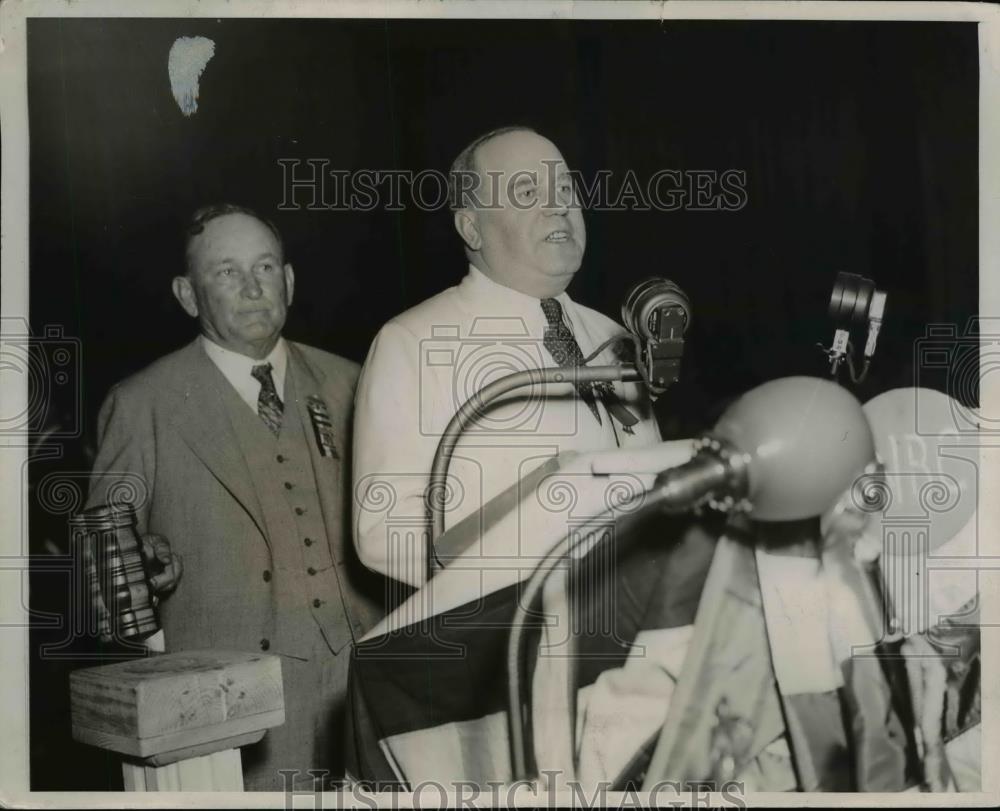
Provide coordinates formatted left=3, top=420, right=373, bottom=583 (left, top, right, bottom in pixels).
left=86, top=338, right=384, bottom=659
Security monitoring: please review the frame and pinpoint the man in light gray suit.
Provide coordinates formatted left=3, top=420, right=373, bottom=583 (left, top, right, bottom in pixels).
left=87, top=204, right=382, bottom=790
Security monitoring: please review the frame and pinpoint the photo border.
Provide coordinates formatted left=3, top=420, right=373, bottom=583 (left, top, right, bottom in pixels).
left=1, top=0, right=997, bottom=807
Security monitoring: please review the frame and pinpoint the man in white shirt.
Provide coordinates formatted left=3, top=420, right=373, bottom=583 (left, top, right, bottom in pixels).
left=353, top=127, right=661, bottom=587
left=86, top=204, right=382, bottom=789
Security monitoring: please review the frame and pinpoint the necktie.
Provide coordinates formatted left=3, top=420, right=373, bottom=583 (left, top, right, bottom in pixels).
left=251, top=363, right=283, bottom=436
left=540, top=298, right=639, bottom=433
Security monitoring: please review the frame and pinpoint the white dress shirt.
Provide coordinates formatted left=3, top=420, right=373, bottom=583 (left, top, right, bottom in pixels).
left=200, top=335, right=288, bottom=412
left=353, top=265, right=661, bottom=586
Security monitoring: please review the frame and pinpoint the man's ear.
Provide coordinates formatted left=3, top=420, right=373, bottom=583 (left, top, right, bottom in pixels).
left=454, top=209, right=482, bottom=252
left=283, top=263, right=295, bottom=307
left=171, top=275, right=200, bottom=318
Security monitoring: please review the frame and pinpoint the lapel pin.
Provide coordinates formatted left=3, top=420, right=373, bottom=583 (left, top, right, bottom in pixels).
left=306, top=396, right=339, bottom=459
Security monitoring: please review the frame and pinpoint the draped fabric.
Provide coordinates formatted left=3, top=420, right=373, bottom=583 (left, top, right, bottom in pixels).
left=344, top=520, right=981, bottom=792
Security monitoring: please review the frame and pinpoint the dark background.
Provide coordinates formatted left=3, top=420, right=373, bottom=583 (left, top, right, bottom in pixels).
left=26, top=17, right=978, bottom=789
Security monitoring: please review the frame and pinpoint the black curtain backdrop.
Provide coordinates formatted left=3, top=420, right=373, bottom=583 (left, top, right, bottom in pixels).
left=26, top=17, right=978, bottom=789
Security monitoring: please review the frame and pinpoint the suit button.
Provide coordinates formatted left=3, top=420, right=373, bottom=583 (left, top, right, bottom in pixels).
left=276, top=454, right=285, bottom=463
left=303, top=537, right=313, bottom=546
left=260, top=638, right=270, bottom=651
left=295, top=507, right=305, bottom=516
left=307, top=567, right=317, bottom=576
left=312, top=598, right=322, bottom=608
left=262, top=570, right=272, bottom=583
left=284, top=482, right=294, bottom=490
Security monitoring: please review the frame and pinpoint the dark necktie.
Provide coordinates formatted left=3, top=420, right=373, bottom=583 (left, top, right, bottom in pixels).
left=540, top=298, right=639, bottom=433
left=251, top=362, right=283, bottom=436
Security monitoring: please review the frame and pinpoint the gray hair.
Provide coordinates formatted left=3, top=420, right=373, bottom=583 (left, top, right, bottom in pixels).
left=184, top=203, right=284, bottom=273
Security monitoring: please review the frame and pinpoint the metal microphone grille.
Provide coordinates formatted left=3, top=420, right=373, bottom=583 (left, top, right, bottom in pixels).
left=621, top=277, right=692, bottom=340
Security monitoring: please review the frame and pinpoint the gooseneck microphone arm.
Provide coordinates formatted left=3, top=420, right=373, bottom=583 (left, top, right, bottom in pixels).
left=426, top=360, right=642, bottom=575
left=504, top=376, right=907, bottom=783
left=507, top=492, right=652, bottom=781
left=504, top=436, right=751, bottom=781
left=425, top=276, right=692, bottom=578
left=504, top=453, right=747, bottom=782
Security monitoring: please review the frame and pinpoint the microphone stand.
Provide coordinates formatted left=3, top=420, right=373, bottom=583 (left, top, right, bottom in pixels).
left=424, top=281, right=689, bottom=578
left=425, top=362, right=642, bottom=578
left=505, top=494, right=653, bottom=782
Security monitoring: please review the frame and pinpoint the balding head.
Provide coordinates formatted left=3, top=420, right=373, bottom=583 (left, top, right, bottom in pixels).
left=450, top=128, right=585, bottom=298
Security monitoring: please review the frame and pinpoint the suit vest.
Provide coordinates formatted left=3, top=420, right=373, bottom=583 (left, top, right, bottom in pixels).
left=218, top=364, right=354, bottom=657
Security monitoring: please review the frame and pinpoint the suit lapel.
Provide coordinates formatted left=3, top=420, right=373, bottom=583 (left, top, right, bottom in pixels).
left=169, top=339, right=269, bottom=542
left=286, top=344, right=348, bottom=557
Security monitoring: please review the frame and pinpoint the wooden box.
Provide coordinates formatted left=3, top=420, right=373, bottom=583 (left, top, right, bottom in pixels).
left=70, top=649, right=284, bottom=766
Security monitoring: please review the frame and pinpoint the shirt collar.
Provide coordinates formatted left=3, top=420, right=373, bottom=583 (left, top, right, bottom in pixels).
left=200, top=335, right=288, bottom=400
left=462, top=263, right=572, bottom=314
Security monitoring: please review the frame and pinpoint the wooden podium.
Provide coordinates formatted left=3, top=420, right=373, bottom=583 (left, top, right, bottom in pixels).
left=70, top=649, right=284, bottom=791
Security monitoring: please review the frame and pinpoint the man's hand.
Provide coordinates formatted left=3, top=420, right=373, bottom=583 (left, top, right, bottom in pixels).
left=140, top=533, right=183, bottom=596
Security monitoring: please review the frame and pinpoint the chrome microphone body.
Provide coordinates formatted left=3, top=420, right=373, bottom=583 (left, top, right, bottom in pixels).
left=653, top=436, right=750, bottom=514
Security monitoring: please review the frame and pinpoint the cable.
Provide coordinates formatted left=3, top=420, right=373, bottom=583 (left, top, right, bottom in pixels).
left=581, top=333, right=630, bottom=365
left=844, top=340, right=871, bottom=384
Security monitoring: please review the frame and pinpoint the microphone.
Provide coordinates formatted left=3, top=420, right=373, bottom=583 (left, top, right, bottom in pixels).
left=820, top=271, right=888, bottom=382
left=620, top=278, right=692, bottom=396
left=652, top=376, right=876, bottom=520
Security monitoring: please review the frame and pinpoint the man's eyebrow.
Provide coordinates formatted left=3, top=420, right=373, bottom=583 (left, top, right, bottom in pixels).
left=512, top=175, right=538, bottom=186
left=207, top=251, right=280, bottom=266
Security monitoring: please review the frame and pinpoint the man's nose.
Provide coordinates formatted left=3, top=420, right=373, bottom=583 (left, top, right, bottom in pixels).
left=241, top=271, right=264, bottom=298
left=541, top=180, right=570, bottom=214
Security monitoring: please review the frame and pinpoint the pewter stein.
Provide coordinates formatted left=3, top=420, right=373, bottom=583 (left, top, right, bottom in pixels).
left=69, top=503, right=160, bottom=641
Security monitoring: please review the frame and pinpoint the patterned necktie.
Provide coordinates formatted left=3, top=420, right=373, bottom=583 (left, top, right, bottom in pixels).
left=540, top=298, right=638, bottom=433
left=251, top=362, right=283, bottom=436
